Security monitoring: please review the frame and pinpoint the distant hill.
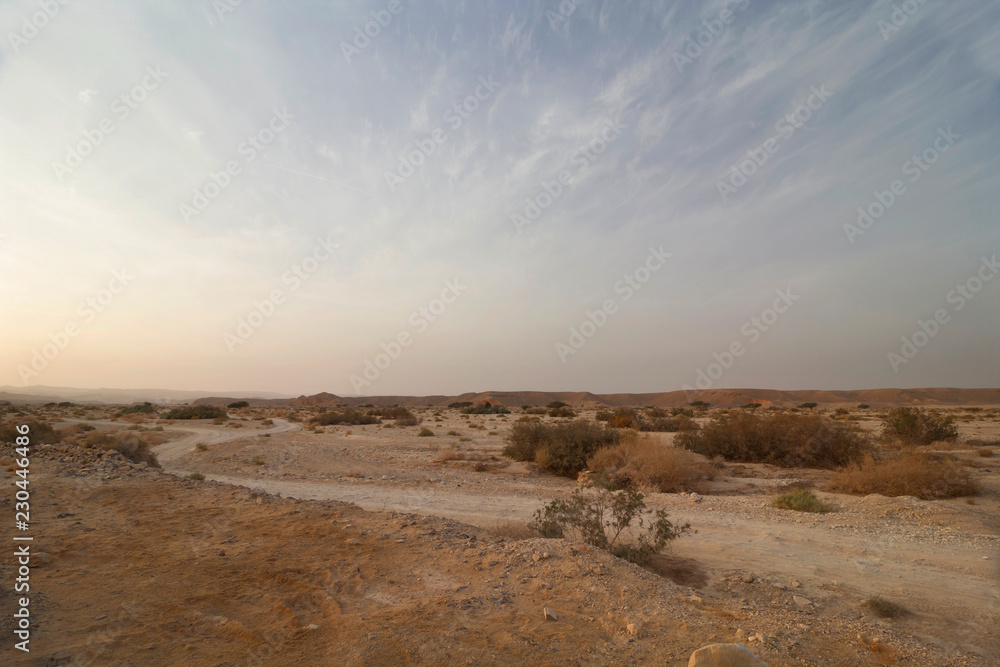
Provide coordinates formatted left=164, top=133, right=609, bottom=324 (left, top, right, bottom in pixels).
left=0, top=385, right=293, bottom=405
left=190, top=387, right=1000, bottom=409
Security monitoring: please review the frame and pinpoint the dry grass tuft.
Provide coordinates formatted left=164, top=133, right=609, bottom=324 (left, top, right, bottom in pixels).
left=771, top=488, right=832, bottom=513
left=827, top=452, right=978, bottom=500
left=587, top=434, right=713, bottom=493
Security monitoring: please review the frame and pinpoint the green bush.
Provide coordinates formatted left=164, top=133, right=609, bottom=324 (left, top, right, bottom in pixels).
left=547, top=401, right=568, bottom=409
left=798, top=402, right=819, bottom=409
left=418, top=427, right=434, bottom=437
left=528, top=486, right=690, bottom=565
left=675, top=411, right=870, bottom=469
left=227, top=401, right=250, bottom=409
left=503, top=420, right=621, bottom=477
left=547, top=406, right=576, bottom=418
left=163, top=405, right=227, bottom=420
left=881, top=408, right=958, bottom=445
left=772, top=488, right=832, bottom=513
left=448, top=401, right=473, bottom=409
left=312, top=409, right=380, bottom=426
left=119, top=402, right=158, bottom=415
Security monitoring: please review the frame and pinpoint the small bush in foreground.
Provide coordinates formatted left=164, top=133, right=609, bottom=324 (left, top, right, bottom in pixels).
left=772, top=488, right=832, bottom=513
left=588, top=436, right=712, bottom=493
left=312, top=409, right=380, bottom=426
left=881, top=407, right=958, bottom=445
left=528, top=486, right=689, bottom=566
left=417, top=427, right=434, bottom=437
left=827, top=453, right=977, bottom=500
left=676, top=412, right=870, bottom=468
left=196, top=442, right=208, bottom=451
left=504, top=420, right=621, bottom=477
left=187, top=472, right=205, bottom=481
left=164, top=405, right=227, bottom=420
left=866, top=596, right=906, bottom=619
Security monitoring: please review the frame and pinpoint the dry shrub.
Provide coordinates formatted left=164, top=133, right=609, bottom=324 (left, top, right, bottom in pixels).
left=881, top=407, right=958, bottom=445
left=827, top=452, right=977, bottom=500
left=587, top=435, right=712, bottom=493
left=676, top=411, right=870, bottom=469
left=504, top=420, right=621, bottom=477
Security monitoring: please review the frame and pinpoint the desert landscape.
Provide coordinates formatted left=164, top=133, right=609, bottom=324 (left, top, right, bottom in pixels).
left=5, top=1, right=999, bottom=665
left=2, top=390, right=999, bottom=665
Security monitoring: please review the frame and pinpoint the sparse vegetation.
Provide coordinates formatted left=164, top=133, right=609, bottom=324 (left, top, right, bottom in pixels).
left=0, top=421, right=59, bottom=445
left=503, top=420, right=621, bottom=477
left=772, top=488, right=832, bottom=513
left=528, top=486, right=690, bottom=566
left=676, top=412, right=870, bottom=469
left=196, top=442, right=208, bottom=451
left=119, top=402, right=158, bottom=415
left=462, top=401, right=511, bottom=415
left=251, top=455, right=266, bottom=466
left=881, top=407, right=958, bottom=445
left=827, top=452, right=978, bottom=500
left=417, top=427, right=434, bottom=437
left=587, top=435, right=712, bottom=493
left=187, top=472, right=205, bottom=481
left=547, top=405, right=576, bottom=418
left=312, top=409, right=380, bottom=426
left=163, top=405, right=227, bottom=420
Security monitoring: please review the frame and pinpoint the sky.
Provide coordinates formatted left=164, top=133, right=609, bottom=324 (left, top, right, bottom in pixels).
left=1, top=0, right=998, bottom=397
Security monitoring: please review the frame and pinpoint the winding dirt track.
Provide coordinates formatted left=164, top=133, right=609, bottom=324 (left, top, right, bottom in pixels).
left=146, top=420, right=1000, bottom=659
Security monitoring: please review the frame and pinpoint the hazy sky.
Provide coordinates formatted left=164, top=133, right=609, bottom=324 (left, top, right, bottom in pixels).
left=2, top=0, right=998, bottom=397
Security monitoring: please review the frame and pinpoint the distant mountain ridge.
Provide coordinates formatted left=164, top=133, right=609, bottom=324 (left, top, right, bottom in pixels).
left=0, top=385, right=293, bottom=405
left=190, top=387, right=1000, bottom=409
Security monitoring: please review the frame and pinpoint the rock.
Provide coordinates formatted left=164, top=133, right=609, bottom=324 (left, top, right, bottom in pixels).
left=306, top=624, right=319, bottom=631
left=690, top=492, right=702, bottom=503
left=741, top=573, right=755, bottom=584
left=626, top=623, right=641, bottom=637
left=793, top=595, right=813, bottom=608
left=688, top=643, right=768, bottom=667
left=543, top=607, right=558, bottom=621
left=789, top=578, right=801, bottom=588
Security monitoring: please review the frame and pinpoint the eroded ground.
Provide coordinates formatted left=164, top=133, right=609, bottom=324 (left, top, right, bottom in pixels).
left=1, top=406, right=999, bottom=665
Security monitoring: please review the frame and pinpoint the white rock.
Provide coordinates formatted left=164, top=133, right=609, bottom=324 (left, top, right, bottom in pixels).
left=688, top=643, right=768, bottom=667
